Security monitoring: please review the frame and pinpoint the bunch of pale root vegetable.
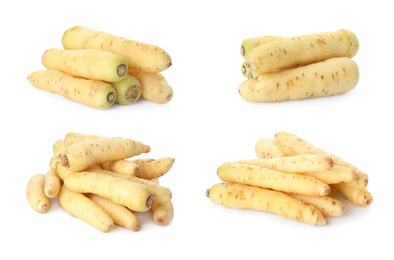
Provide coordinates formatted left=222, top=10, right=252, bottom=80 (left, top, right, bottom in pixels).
left=28, top=26, right=173, bottom=109
left=239, top=29, right=360, bottom=102
left=206, top=131, right=372, bottom=226
left=26, top=132, right=175, bottom=232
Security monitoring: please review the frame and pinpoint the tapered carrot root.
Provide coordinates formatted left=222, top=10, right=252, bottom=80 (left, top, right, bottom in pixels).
left=151, top=200, right=174, bottom=226
left=288, top=194, right=345, bottom=217
left=27, top=70, right=116, bottom=109
left=217, top=162, right=331, bottom=196
left=331, top=183, right=373, bottom=207
left=237, top=154, right=333, bottom=173
left=239, top=57, right=359, bottom=102
left=110, top=75, right=141, bottom=105
left=135, top=157, right=175, bottom=180
left=86, top=193, right=140, bottom=231
left=207, top=182, right=327, bottom=226
left=274, top=131, right=368, bottom=189
left=58, top=185, right=114, bottom=232
left=41, top=48, right=128, bottom=82
left=300, top=166, right=358, bottom=184
left=128, top=69, right=173, bottom=104
left=255, top=137, right=286, bottom=159
left=26, top=174, right=49, bottom=213
left=62, top=26, right=172, bottom=73
left=88, top=167, right=172, bottom=206
left=245, top=29, right=359, bottom=73
left=64, top=171, right=154, bottom=212
left=58, top=137, right=150, bottom=172
left=44, top=169, right=61, bottom=198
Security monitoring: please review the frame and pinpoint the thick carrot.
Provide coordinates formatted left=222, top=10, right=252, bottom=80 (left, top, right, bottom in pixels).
left=151, top=200, right=174, bottom=226
left=135, top=157, right=175, bottom=180
left=41, top=48, right=128, bottom=82
left=110, top=75, right=141, bottom=105
left=86, top=193, right=140, bottom=231
left=245, top=29, right=359, bottom=73
left=300, top=166, right=358, bottom=184
left=239, top=57, right=359, bottom=102
left=101, top=160, right=139, bottom=176
left=217, top=162, right=331, bottom=196
left=44, top=169, right=61, bottom=198
left=274, top=131, right=368, bottom=190
left=58, top=137, right=150, bottom=172
left=207, top=182, right=326, bottom=226
left=26, top=174, right=49, bottom=213
left=58, top=185, right=114, bottom=232
left=331, top=183, right=373, bottom=207
left=27, top=70, right=116, bottom=109
left=128, top=69, right=173, bottom=104
left=88, top=167, right=172, bottom=206
left=288, top=193, right=345, bottom=217
left=63, top=171, right=154, bottom=212
left=62, top=26, right=172, bottom=73
left=237, top=154, right=333, bottom=173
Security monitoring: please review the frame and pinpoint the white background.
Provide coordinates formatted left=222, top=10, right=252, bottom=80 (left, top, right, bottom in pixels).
left=1, top=0, right=393, bottom=259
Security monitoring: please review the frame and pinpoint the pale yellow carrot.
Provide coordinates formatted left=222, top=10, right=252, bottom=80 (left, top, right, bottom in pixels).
left=26, top=174, right=49, bottom=213
left=41, top=48, right=128, bottom=82
left=207, top=182, right=326, bottom=226
left=239, top=57, right=359, bottom=102
left=58, top=185, right=114, bottom=232
left=58, top=137, right=150, bottom=172
left=28, top=70, right=116, bottom=109
left=237, top=154, right=333, bottom=173
left=217, top=162, right=331, bottom=196
left=62, top=26, right=172, bottom=73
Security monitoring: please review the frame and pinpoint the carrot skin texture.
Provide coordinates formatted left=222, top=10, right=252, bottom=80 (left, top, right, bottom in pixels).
left=207, top=182, right=326, bottom=226
left=274, top=131, right=368, bottom=189
left=58, top=185, right=114, bottom=232
left=28, top=70, right=116, bottom=109
left=237, top=154, right=333, bottom=173
left=246, top=29, right=359, bottom=73
left=151, top=200, right=174, bottom=226
left=59, top=137, right=150, bottom=172
left=128, top=69, right=173, bottom=104
left=41, top=48, right=128, bottom=82
left=217, top=162, right=331, bottom=196
left=239, top=57, right=359, bottom=102
left=62, top=26, right=171, bottom=73
left=89, top=167, right=172, bottom=206
left=63, top=171, right=154, bottom=212
left=26, top=174, right=49, bottom=213
left=44, top=169, right=61, bottom=198
left=288, top=193, right=345, bottom=217
left=87, top=193, right=140, bottom=231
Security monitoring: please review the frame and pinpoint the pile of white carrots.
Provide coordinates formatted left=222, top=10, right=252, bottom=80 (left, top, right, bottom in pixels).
left=26, top=132, right=175, bottom=232
left=28, top=26, right=173, bottom=109
left=206, top=131, right=372, bottom=226
left=239, top=29, right=360, bottom=102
